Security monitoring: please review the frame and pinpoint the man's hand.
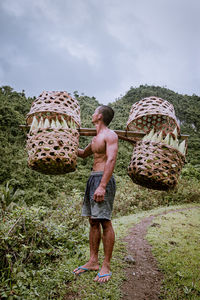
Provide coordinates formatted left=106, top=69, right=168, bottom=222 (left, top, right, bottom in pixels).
left=78, top=143, right=93, bottom=158
left=93, top=186, right=106, bottom=202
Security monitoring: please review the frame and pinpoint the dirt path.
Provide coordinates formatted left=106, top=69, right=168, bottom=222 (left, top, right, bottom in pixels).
left=121, top=207, right=200, bottom=300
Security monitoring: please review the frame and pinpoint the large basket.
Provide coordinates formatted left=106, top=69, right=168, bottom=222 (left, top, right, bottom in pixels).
left=26, top=91, right=81, bottom=175
left=127, top=96, right=180, bottom=134
left=26, top=129, right=79, bottom=175
left=128, top=140, right=185, bottom=191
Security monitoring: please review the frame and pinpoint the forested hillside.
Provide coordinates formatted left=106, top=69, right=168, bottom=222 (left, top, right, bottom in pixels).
left=0, top=85, right=200, bottom=299
left=0, top=85, right=200, bottom=205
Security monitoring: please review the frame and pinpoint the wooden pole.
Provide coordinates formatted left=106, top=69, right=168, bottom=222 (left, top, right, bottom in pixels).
left=19, top=125, right=189, bottom=143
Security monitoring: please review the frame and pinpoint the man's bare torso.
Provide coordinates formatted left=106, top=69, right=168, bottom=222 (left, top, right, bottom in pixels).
left=91, top=128, right=111, bottom=171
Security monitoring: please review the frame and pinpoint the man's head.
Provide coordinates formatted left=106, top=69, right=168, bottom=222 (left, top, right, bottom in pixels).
left=93, top=105, right=114, bottom=126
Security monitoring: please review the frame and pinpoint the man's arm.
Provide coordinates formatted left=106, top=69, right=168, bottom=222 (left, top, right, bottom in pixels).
left=93, top=132, right=118, bottom=202
left=78, top=143, right=93, bottom=158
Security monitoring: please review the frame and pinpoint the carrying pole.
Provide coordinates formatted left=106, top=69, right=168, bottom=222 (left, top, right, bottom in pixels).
left=19, top=125, right=189, bottom=144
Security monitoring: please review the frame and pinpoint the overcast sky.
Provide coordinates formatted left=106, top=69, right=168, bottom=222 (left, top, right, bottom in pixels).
left=0, top=0, right=199, bottom=104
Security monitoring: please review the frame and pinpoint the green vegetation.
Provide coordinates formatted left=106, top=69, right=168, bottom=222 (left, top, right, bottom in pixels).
left=0, top=85, right=200, bottom=298
left=113, top=174, right=200, bottom=216
left=0, top=190, right=88, bottom=299
left=147, top=207, right=200, bottom=299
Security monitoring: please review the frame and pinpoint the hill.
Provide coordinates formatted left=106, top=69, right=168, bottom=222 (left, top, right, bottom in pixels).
left=0, top=85, right=199, bottom=206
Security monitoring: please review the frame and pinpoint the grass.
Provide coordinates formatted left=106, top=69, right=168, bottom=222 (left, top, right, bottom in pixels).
left=64, top=203, right=200, bottom=299
left=147, top=206, right=200, bottom=299
left=64, top=230, right=126, bottom=299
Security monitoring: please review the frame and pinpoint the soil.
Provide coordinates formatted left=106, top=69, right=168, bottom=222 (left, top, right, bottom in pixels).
left=121, top=207, right=199, bottom=300
left=121, top=214, right=163, bottom=300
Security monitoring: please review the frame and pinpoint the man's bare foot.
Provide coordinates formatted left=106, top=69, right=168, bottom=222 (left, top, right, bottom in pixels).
left=94, top=264, right=112, bottom=283
left=73, top=261, right=99, bottom=275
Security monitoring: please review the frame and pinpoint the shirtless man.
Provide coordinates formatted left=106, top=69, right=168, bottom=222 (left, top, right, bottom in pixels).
left=73, top=105, right=118, bottom=283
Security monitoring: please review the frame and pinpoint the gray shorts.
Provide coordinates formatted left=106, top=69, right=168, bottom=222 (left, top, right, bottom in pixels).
left=82, top=171, right=116, bottom=220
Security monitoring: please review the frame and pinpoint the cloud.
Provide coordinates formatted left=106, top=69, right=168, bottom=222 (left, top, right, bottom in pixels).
left=47, top=35, right=100, bottom=67
left=1, top=0, right=28, bottom=17
left=0, top=0, right=200, bottom=103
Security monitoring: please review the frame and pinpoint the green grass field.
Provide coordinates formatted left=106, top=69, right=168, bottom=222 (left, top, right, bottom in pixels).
left=147, top=206, right=200, bottom=299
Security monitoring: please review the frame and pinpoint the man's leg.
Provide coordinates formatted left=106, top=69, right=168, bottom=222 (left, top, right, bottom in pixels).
left=73, top=218, right=101, bottom=275
left=94, top=220, right=115, bottom=282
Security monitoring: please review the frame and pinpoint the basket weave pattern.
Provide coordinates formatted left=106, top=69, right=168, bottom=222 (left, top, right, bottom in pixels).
left=128, top=140, right=185, bottom=190
left=127, top=97, right=180, bottom=134
left=27, top=129, right=79, bottom=175
left=26, top=91, right=81, bottom=127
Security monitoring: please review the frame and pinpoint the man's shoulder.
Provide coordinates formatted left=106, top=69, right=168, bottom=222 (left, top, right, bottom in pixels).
left=105, top=128, right=118, bottom=141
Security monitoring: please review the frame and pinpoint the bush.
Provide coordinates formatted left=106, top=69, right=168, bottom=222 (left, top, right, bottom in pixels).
left=113, top=174, right=200, bottom=217
left=0, top=189, right=87, bottom=299
left=181, top=163, right=200, bottom=180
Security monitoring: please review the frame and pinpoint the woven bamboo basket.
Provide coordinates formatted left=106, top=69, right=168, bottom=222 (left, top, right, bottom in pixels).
left=26, top=91, right=81, bottom=175
left=127, top=96, right=186, bottom=190
left=127, top=96, right=180, bottom=134
left=128, top=140, right=185, bottom=191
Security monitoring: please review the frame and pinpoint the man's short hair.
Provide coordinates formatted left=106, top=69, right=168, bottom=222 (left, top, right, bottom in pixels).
left=98, top=105, right=114, bottom=126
